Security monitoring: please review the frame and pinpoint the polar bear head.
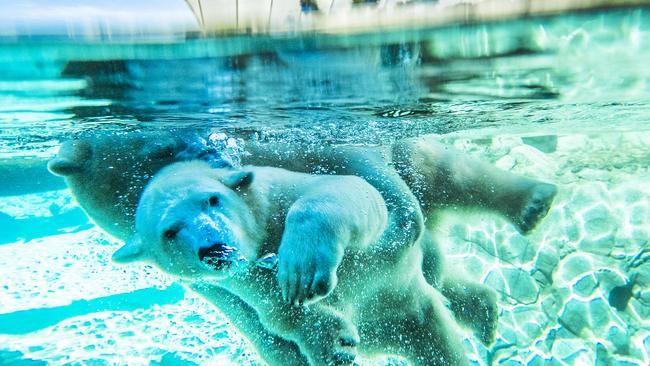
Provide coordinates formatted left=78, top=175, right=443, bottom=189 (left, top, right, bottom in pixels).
left=111, top=161, right=262, bottom=280
left=48, top=132, right=191, bottom=240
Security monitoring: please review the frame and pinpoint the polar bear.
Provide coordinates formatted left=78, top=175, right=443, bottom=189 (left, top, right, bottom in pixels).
left=47, top=132, right=192, bottom=240
left=48, top=130, right=556, bottom=363
left=48, top=131, right=555, bottom=243
left=112, top=160, right=468, bottom=366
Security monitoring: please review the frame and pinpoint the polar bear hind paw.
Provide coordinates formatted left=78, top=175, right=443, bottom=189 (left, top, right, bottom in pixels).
left=316, top=321, right=359, bottom=366
left=303, top=314, right=360, bottom=366
left=515, top=182, right=557, bottom=234
left=443, top=282, right=499, bottom=346
left=330, top=334, right=359, bottom=366
left=474, top=290, right=499, bottom=345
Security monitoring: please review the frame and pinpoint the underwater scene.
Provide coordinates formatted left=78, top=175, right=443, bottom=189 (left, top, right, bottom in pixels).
left=1, top=3, right=650, bottom=366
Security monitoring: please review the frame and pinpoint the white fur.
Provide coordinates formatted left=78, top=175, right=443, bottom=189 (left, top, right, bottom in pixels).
left=113, top=160, right=469, bottom=366
left=51, top=132, right=556, bottom=365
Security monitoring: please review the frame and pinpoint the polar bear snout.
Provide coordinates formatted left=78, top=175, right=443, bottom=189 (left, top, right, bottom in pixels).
left=198, top=243, right=238, bottom=270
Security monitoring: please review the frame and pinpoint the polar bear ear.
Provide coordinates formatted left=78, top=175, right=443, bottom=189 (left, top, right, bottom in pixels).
left=48, top=157, right=83, bottom=176
left=222, top=171, right=254, bottom=191
left=48, top=141, right=91, bottom=176
left=112, top=235, right=147, bottom=264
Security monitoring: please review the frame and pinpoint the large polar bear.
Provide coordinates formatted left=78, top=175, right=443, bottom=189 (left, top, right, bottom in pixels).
left=48, top=130, right=557, bottom=364
left=112, top=160, right=468, bottom=366
left=47, top=131, right=555, bottom=242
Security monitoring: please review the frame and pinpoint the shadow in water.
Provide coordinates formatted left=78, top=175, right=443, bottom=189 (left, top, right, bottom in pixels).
left=0, top=349, right=46, bottom=366
left=0, top=159, right=65, bottom=197
left=0, top=284, right=185, bottom=335
left=0, top=208, right=92, bottom=244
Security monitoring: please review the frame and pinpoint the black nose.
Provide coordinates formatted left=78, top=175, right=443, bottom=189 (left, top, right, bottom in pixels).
left=198, top=243, right=236, bottom=270
left=199, top=243, right=225, bottom=261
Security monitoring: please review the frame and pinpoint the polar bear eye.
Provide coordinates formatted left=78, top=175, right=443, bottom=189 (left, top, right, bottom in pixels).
left=163, top=228, right=178, bottom=240
left=208, top=195, right=219, bottom=207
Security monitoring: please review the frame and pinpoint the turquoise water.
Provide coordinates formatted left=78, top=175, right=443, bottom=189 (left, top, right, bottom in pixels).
left=1, top=8, right=650, bottom=366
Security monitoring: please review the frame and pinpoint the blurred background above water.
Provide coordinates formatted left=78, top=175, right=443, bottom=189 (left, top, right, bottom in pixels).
left=1, top=2, right=650, bottom=157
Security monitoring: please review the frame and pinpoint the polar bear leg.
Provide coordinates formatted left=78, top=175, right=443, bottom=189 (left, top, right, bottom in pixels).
left=254, top=300, right=360, bottom=366
left=189, top=283, right=310, bottom=366
left=398, top=287, right=468, bottom=366
left=419, top=230, right=498, bottom=345
left=278, top=180, right=388, bottom=305
left=295, top=306, right=360, bottom=366
left=244, top=142, right=424, bottom=258
left=277, top=204, right=346, bottom=305
left=336, top=147, right=424, bottom=256
left=440, top=276, right=499, bottom=346
left=392, top=137, right=557, bottom=234
left=193, top=278, right=359, bottom=366
left=419, top=229, right=444, bottom=288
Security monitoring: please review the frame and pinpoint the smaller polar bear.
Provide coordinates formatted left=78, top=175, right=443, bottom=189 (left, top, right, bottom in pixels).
left=113, top=160, right=469, bottom=366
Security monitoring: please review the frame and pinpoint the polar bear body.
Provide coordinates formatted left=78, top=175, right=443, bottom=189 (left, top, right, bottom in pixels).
left=49, top=131, right=556, bottom=364
left=113, top=160, right=468, bottom=366
left=48, top=131, right=555, bottom=244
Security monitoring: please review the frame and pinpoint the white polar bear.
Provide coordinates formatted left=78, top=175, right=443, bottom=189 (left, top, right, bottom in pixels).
left=48, top=131, right=557, bottom=364
left=47, top=131, right=555, bottom=244
left=112, top=160, right=468, bottom=366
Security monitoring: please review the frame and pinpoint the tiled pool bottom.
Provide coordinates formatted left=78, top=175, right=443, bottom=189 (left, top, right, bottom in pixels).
left=1, top=131, right=649, bottom=366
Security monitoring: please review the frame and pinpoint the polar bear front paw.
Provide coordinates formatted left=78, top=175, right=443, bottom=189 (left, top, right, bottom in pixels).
left=278, top=243, right=340, bottom=306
